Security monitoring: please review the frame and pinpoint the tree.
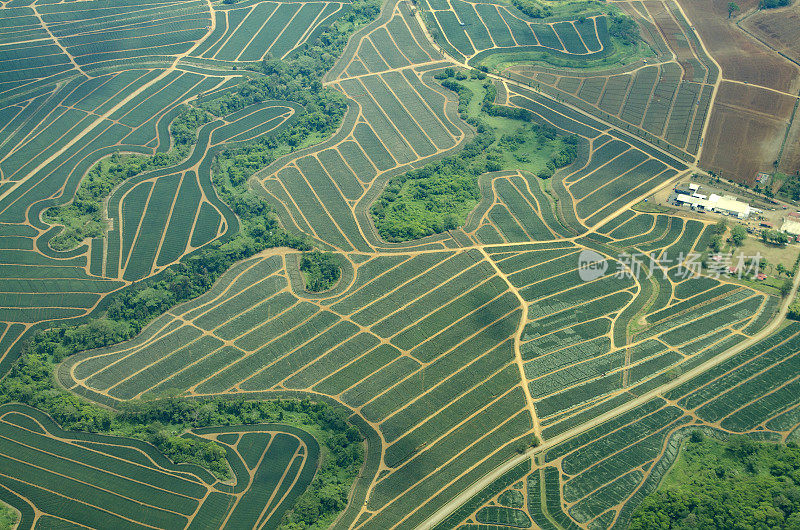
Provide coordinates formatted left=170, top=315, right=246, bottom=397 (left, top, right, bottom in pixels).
left=780, top=278, right=794, bottom=297
left=710, top=234, right=723, bottom=253
left=728, top=1, right=740, bottom=17
left=730, top=224, right=747, bottom=246
left=760, top=0, right=791, bottom=8
left=632, top=436, right=800, bottom=529
left=761, top=229, right=790, bottom=247
left=789, top=299, right=800, bottom=320
left=300, top=251, right=342, bottom=292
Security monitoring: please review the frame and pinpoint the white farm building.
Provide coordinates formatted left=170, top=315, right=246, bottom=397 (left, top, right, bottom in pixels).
left=675, top=192, right=752, bottom=219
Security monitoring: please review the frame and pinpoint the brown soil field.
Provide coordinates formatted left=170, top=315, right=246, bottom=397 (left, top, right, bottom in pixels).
left=778, top=110, right=800, bottom=176
left=735, top=6, right=800, bottom=176
left=678, top=0, right=800, bottom=92
left=740, top=5, right=800, bottom=65
left=717, top=81, right=797, bottom=116
left=700, top=81, right=795, bottom=184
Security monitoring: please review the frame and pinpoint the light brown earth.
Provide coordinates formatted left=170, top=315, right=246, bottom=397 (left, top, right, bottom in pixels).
left=700, top=80, right=796, bottom=184
left=678, top=0, right=800, bottom=93
left=740, top=3, right=800, bottom=64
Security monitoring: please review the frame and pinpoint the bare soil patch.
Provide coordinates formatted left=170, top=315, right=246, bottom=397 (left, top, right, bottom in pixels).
left=678, top=0, right=800, bottom=92
left=740, top=4, right=800, bottom=65
left=700, top=81, right=795, bottom=184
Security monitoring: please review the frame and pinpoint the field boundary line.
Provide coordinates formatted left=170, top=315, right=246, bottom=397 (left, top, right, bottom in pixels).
left=477, top=246, right=541, bottom=439
left=415, top=265, right=800, bottom=529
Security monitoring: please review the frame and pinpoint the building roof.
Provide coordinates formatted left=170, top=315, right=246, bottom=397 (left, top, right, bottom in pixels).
left=674, top=193, right=751, bottom=217
left=781, top=219, right=800, bottom=235
left=714, top=195, right=750, bottom=216
left=675, top=193, right=707, bottom=207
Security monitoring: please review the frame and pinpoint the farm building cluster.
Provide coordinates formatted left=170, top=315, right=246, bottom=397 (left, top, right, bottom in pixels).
left=672, top=182, right=757, bottom=219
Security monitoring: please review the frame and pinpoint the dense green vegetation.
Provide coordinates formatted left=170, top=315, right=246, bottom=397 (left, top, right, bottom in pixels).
left=300, top=251, right=342, bottom=292
left=508, top=0, right=612, bottom=21
left=631, top=433, right=800, bottom=529
left=510, top=0, right=553, bottom=19
left=372, top=70, right=578, bottom=241
left=759, top=0, right=790, bottom=8
left=761, top=229, right=791, bottom=247
left=730, top=223, right=747, bottom=246
left=608, top=13, right=640, bottom=46
left=0, top=502, right=17, bottom=530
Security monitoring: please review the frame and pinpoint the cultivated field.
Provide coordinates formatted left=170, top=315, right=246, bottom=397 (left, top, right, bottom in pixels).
left=738, top=3, right=800, bottom=177
left=421, top=0, right=614, bottom=65
left=1, top=0, right=799, bottom=528
left=741, top=3, right=800, bottom=64
left=506, top=0, right=718, bottom=163
left=699, top=81, right=796, bottom=184
left=439, top=322, right=800, bottom=529
left=676, top=0, right=800, bottom=183
left=0, top=402, right=319, bottom=529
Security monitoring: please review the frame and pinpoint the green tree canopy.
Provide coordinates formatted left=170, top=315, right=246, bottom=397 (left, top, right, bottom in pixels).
left=631, top=434, right=800, bottom=529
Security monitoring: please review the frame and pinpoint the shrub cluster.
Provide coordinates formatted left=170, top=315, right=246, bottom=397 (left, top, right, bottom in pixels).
left=300, top=250, right=342, bottom=292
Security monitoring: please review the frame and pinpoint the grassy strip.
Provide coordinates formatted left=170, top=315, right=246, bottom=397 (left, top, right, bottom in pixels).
left=479, top=38, right=653, bottom=72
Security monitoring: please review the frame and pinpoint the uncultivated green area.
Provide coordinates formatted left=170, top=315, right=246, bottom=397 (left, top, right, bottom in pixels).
left=509, top=0, right=598, bottom=19
left=301, top=251, right=342, bottom=292
left=371, top=71, right=578, bottom=241
left=479, top=36, right=652, bottom=72
left=631, top=433, right=800, bottom=529
left=0, top=502, right=17, bottom=530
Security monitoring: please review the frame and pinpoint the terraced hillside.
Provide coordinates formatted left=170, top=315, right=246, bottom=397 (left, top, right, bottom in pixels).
left=1, top=0, right=798, bottom=528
